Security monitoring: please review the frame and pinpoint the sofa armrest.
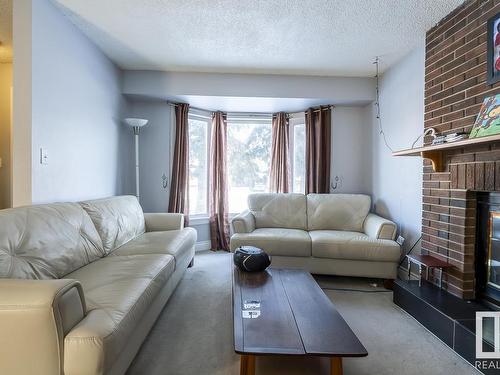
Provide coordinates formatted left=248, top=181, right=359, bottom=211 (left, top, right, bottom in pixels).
left=144, top=213, right=185, bottom=231
left=364, top=213, right=397, bottom=240
left=231, top=210, right=256, bottom=234
left=0, top=279, right=86, bottom=375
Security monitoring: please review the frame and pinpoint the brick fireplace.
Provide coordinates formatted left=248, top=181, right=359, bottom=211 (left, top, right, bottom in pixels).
left=423, top=0, right=500, bottom=299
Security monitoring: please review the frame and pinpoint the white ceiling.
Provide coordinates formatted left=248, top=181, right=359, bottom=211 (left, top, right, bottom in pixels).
left=52, top=0, right=463, bottom=77
left=0, top=0, right=12, bottom=62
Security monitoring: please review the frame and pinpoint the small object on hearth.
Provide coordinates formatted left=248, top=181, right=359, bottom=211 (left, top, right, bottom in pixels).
left=233, top=246, right=271, bottom=272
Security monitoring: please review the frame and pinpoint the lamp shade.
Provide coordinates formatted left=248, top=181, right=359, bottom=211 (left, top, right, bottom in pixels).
left=123, top=118, right=149, bottom=128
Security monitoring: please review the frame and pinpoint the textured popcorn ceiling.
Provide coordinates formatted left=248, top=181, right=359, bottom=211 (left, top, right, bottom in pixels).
left=0, top=0, right=12, bottom=62
left=52, top=0, right=463, bottom=76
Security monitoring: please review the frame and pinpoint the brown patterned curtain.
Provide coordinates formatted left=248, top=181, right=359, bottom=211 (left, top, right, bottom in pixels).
left=168, top=103, right=189, bottom=220
left=305, top=106, right=331, bottom=194
left=209, top=112, right=230, bottom=251
left=269, top=112, right=290, bottom=193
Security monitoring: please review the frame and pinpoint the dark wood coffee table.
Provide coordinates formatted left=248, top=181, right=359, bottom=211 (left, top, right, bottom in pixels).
left=232, top=267, right=368, bottom=375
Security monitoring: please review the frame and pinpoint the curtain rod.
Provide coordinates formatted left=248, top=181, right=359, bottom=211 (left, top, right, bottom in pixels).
left=167, top=101, right=273, bottom=116
left=167, top=101, right=334, bottom=115
left=167, top=102, right=212, bottom=114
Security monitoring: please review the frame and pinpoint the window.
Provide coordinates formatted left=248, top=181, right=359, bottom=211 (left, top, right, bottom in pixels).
left=186, top=111, right=305, bottom=217
left=290, top=114, right=306, bottom=193
left=188, top=111, right=210, bottom=216
left=226, top=116, right=273, bottom=214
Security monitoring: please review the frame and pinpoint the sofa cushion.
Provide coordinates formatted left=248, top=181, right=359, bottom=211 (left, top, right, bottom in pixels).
left=80, top=196, right=145, bottom=254
left=111, top=228, right=197, bottom=268
left=230, top=228, right=311, bottom=257
left=307, top=194, right=371, bottom=231
left=248, top=193, right=307, bottom=230
left=310, top=230, right=401, bottom=262
left=64, top=254, right=174, bottom=374
left=0, top=203, right=105, bottom=279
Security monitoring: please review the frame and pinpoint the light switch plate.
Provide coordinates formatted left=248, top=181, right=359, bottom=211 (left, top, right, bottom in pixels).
left=40, top=148, right=49, bottom=165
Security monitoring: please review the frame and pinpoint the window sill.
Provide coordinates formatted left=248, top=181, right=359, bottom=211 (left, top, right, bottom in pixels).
left=189, top=216, right=209, bottom=226
left=188, top=213, right=238, bottom=226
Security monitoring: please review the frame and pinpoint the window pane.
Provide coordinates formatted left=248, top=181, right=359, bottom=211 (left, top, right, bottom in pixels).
left=188, top=118, right=208, bottom=215
left=293, top=124, right=305, bottom=193
left=227, top=122, right=272, bottom=213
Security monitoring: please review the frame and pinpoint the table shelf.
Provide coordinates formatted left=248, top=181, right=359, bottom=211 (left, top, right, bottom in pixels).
left=392, top=134, right=500, bottom=172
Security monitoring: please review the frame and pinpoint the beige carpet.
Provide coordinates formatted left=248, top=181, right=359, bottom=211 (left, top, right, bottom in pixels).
left=126, top=251, right=478, bottom=375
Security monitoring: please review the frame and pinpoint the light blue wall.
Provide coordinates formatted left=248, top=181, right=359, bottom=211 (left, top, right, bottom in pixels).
left=31, top=0, right=133, bottom=204
left=369, top=41, right=425, bottom=257
left=331, top=107, right=372, bottom=195
left=191, top=223, right=211, bottom=244
left=127, top=99, right=172, bottom=213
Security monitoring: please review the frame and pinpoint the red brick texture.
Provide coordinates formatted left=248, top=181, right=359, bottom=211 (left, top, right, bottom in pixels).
left=423, top=0, right=500, bottom=299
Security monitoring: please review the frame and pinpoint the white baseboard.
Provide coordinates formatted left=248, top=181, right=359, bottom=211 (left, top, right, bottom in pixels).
left=195, top=240, right=211, bottom=252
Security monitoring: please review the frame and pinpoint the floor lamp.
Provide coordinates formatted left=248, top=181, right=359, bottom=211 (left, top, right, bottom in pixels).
left=124, top=118, right=149, bottom=201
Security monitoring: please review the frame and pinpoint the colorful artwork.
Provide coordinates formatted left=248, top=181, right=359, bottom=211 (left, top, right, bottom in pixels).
left=487, top=13, right=500, bottom=84
left=470, top=95, right=500, bottom=138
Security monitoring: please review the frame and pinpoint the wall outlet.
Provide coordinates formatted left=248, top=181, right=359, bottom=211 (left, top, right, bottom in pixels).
left=396, top=235, right=405, bottom=246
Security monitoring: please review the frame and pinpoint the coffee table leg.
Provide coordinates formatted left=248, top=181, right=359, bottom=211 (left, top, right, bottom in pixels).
left=240, top=355, right=255, bottom=375
left=330, top=357, right=343, bottom=375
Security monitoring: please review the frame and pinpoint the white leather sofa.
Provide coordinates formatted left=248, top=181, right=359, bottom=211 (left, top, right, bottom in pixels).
left=230, top=193, right=401, bottom=280
left=0, top=196, right=196, bottom=375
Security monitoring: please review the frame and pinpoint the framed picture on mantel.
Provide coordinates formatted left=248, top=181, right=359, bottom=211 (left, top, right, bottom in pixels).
left=487, top=12, right=500, bottom=85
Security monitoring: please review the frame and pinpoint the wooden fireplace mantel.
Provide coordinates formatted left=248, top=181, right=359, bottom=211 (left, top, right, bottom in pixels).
left=392, top=134, right=500, bottom=172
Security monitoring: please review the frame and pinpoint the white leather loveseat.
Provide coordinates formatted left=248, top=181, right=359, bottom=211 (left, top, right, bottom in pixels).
left=230, top=193, right=401, bottom=280
left=0, top=196, right=196, bottom=375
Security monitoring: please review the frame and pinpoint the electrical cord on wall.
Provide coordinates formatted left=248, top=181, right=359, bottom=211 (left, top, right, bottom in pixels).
left=374, top=57, right=394, bottom=153
left=411, top=128, right=437, bottom=149
left=375, top=57, right=432, bottom=152
left=398, top=236, right=422, bottom=266
left=374, top=57, right=421, bottom=258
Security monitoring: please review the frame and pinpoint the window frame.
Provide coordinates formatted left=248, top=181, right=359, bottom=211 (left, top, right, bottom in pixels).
left=226, top=114, right=273, bottom=215
left=187, top=109, right=212, bottom=221
left=289, top=112, right=306, bottom=194
left=186, top=111, right=306, bottom=220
